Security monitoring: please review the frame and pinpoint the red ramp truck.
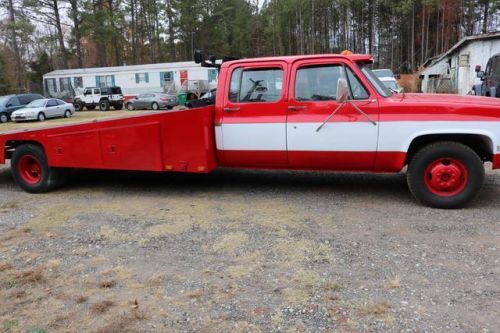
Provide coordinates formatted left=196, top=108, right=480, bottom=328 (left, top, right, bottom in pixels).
left=2, top=54, right=500, bottom=208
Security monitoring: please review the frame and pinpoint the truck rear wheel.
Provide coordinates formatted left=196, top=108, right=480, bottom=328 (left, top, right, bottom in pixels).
left=114, top=103, right=123, bottom=110
left=11, top=144, right=67, bottom=193
left=99, top=100, right=110, bottom=111
left=407, top=142, right=484, bottom=208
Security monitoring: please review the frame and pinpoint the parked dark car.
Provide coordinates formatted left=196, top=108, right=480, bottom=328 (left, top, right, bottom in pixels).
left=0, top=93, right=45, bottom=123
left=474, top=53, right=500, bottom=97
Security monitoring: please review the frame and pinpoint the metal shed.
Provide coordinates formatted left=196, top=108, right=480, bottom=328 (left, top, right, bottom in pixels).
left=420, top=32, right=500, bottom=95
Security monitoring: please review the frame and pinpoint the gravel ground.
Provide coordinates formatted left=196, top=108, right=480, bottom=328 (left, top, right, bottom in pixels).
left=0, top=163, right=499, bottom=332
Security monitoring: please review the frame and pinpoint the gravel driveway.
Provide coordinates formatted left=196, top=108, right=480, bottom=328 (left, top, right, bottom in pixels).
left=0, top=164, right=499, bottom=332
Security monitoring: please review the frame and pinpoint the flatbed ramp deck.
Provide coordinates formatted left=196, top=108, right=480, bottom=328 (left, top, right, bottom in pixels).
left=0, top=111, right=159, bottom=134
left=0, top=107, right=217, bottom=173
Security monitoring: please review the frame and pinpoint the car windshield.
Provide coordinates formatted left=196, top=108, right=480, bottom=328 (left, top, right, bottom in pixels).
left=111, top=87, right=122, bottom=94
left=383, top=81, right=399, bottom=90
left=373, top=69, right=394, bottom=78
left=359, top=64, right=392, bottom=97
left=26, top=99, right=47, bottom=108
left=0, top=96, right=12, bottom=106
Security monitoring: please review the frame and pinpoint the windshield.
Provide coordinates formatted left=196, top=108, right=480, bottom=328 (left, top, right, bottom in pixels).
left=111, top=87, right=122, bottom=94
left=359, top=64, right=392, bottom=97
left=0, top=96, right=12, bottom=106
left=26, top=99, right=47, bottom=108
left=383, top=81, right=399, bottom=90
left=373, top=69, right=394, bottom=78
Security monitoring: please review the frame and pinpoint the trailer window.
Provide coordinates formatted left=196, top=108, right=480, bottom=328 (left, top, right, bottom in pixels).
left=229, top=67, right=283, bottom=103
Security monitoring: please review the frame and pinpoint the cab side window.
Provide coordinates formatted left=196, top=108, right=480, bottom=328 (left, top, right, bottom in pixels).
left=47, top=99, right=57, bottom=107
left=295, top=65, right=344, bottom=101
left=93, top=89, right=100, bottom=94
left=345, top=67, right=369, bottom=100
left=229, top=67, right=283, bottom=103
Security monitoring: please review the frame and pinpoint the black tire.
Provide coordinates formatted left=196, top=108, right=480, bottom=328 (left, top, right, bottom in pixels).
left=99, top=99, right=110, bottom=111
left=11, top=144, right=67, bottom=193
left=74, top=101, right=83, bottom=111
left=167, top=105, right=173, bottom=110
left=114, top=103, right=123, bottom=110
left=126, top=103, right=134, bottom=111
left=64, top=110, right=72, bottom=118
left=407, top=141, right=485, bottom=209
left=151, top=102, right=159, bottom=110
left=0, top=113, right=8, bottom=123
left=37, top=113, right=46, bottom=121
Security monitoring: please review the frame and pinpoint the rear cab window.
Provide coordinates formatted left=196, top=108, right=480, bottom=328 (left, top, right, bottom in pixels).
left=228, top=67, right=284, bottom=103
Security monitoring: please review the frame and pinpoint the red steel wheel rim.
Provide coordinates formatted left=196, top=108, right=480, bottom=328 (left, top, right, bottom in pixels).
left=18, top=155, right=42, bottom=185
left=424, top=158, right=468, bottom=197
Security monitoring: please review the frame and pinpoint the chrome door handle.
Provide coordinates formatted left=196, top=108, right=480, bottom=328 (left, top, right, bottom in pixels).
left=224, top=107, right=240, bottom=112
left=288, top=106, right=307, bottom=111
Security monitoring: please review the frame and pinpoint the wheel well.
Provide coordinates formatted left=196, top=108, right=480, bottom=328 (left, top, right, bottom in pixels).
left=4, top=140, right=45, bottom=160
left=100, top=98, right=109, bottom=102
left=405, top=134, right=493, bottom=165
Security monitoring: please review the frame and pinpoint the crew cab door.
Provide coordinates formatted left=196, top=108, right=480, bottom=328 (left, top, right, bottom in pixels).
left=92, top=88, right=101, bottom=104
left=218, top=61, right=288, bottom=167
left=287, top=59, right=379, bottom=170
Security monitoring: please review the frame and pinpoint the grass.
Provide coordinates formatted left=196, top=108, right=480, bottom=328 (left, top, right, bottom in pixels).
left=0, top=202, right=18, bottom=213
left=358, top=302, right=391, bottom=316
left=90, top=300, right=115, bottom=314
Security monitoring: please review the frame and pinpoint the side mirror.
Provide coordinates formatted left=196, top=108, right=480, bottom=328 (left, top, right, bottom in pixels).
left=6, top=103, right=12, bottom=107
left=475, top=65, right=482, bottom=72
left=336, top=78, right=349, bottom=103
left=194, top=50, right=205, bottom=64
left=477, top=71, right=485, bottom=79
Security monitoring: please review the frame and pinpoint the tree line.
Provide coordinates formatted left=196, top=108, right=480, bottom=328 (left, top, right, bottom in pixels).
left=0, top=0, right=499, bottom=93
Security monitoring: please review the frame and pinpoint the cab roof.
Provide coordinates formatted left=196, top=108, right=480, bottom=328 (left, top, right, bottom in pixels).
left=221, top=54, right=374, bottom=68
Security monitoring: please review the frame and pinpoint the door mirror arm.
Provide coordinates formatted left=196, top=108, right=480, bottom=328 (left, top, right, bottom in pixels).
left=316, top=78, right=376, bottom=132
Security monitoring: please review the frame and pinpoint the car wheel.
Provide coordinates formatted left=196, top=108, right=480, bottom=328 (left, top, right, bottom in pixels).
left=11, top=144, right=68, bottom=193
left=0, top=113, right=8, bottom=123
left=151, top=102, right=159, bottom=110
left=167, top=106, right=173, bottom=110
left=99, top=100, right=110, bottom=111
left=126, top=103, right=134, bottom=111
left=74, top=102, right=82, bottom=111
left=37, top=113, right=46, bottom=121
left=114, top=103, right=123, bottom=110
left=407, top=141, right=484, bottom=209
left=64, top=110, right=72, bottom=118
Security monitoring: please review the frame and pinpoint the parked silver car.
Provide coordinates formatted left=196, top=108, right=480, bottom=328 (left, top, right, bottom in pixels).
left=126, top=93, right=178, bottom=111
left=11, top=98, right=75, bottom=122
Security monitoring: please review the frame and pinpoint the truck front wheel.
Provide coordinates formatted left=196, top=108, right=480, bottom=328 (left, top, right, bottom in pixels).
left=407, top=142, right=484, bottom=208
left=11, top=144, right=68, bottom=193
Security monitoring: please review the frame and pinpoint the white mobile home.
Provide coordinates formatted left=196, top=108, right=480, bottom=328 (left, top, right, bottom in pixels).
left=420, top=32, right=500, bottom=95
left=42, top=61, right=218, bottom=99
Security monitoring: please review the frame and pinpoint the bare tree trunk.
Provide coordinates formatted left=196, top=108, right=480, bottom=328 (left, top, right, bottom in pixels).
left=482, top=1, right=490, bottom=33
left=69, top=0, right=83, bottom=67
left=7, top=0, right=22, bottom=90
left=131, top=0, right=138, bottom=64
left=108, top=0, right=121, bottom=66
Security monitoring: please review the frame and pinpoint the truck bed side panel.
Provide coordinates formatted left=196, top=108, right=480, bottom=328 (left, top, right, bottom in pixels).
left=0, top=106, right=217, bottom=173
left=47, top=130, right=102, bottom=168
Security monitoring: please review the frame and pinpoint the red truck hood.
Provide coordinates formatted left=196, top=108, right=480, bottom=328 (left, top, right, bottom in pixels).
left=395, top=93, right=500, bottom=107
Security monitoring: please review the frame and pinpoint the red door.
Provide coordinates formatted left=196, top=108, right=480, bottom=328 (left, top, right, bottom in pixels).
left=286, top=59, right=380, bottom=170
left=218, top=61, right=289, bottom=167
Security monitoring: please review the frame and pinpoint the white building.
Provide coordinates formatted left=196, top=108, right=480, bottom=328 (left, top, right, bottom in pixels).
left=42, top=61, right=218, bottom=99
left=420, top=32, right=500, bottom=95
